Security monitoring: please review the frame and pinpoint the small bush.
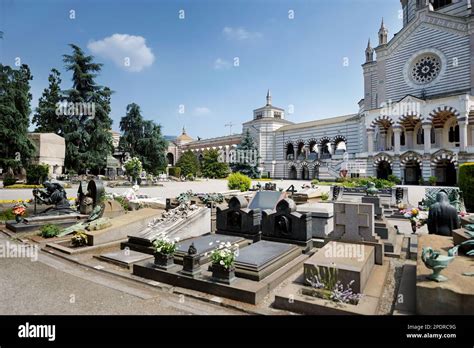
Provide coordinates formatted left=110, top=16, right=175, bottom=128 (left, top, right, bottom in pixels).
left=429, top=176, right=437, bottom=186
left=3, top=177, right=17, bottom=187
left=459, top=163, right=474, bottom=212
left=26, top=164, right=50, bottom=185
left=321, top=192, right=329, bottom=201
left=168, top=167, right=181, bottom=178
left=40, top=224, right=61, bottom=238
left=388, top=174, right=401, bottom=185
left=227, top=172, right=252, bottom=192
left=0, top=209, right=15, bottom=222
left=186, top=173, right=195, bottom=181
left=311, top=179, right=320, bottom=186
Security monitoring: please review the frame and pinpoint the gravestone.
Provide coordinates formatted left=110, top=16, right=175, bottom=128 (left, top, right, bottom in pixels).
left=261, top=198, right=312, bottom=251
left=296, top=202, right=333, bottom=239
left=216, top=196, right=262, bottom=241
left=234, top=240, right=300, bottom=281
left=329, top=202, right=383, bottom=265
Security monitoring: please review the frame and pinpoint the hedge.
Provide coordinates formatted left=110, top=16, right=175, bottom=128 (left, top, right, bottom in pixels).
left=459, top=162, right=474, bottom=213
left=168, top=167, right=181, bottom=178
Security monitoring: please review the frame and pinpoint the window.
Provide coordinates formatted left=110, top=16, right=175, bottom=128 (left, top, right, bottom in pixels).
left=430, top=0, right=452, bottom=10
left=416, top=128, right=424, bottom=145
left=411, top=54, right=441, bottom=85
left=400, top=132, right=406, bottom=146
left=430, top=127, right=435, bottom=144
left=449, top=125, right=460, bottom=143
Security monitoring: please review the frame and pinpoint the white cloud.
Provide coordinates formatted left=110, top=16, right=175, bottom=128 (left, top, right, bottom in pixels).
left=194, top=107, right=211, bottom=115
left=214, top=58, right=231, bottom=70
left=222, top=27, right=262, bottom=41
left=87, top=34, right=155, bottom=72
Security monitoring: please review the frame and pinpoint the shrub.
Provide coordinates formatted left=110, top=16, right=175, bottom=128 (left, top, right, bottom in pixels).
left=186, top=173, right=195, bottom=181
left=459, top=163, right=474, bottom=213
left=0, top=209, right=15, bottom=222
left=311, top=179, right=320, bottom=186
left=227, top=172, right=252, bottom=192
left=388, top=174, right=401, bottom=185
left=124, top=157, right=143, bottom=183
left=26, top=164, right=50, bottom=185
left=321, top=192, right=329, bottom=201
left=40, top=224, right=61, bottom=238
left=3, top=177, right=17, bottom=187
left=429, top=176, right=437, bottom=186
left=201, top=149, right=230, bottom=179
left=168, top=167, right=181, bottom=178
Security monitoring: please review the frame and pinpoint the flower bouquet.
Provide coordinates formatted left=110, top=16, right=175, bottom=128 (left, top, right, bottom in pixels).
left=153, top=235, right=179, bottom=269
left=12, top=202, right=27, bottom=223
left=210, top=241, right=238, bottom=284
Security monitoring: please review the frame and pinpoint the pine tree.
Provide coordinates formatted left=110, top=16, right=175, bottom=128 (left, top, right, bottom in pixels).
left=32, top=68, right=64, bottom=134
left=62, top=44, right=113, bottom=173
left=0, top=64, right=35, bottom=171
left=231, top=129, right=260, bottom=178
left=201, top=149, right=230, bottom=179
left=119, top=103, right=168, bottom=175
left=176, top=150, right=200, bottom=177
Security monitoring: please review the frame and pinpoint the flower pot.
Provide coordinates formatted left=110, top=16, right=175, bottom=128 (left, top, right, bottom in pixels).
left=211, top=264, right=235, bottom=284
left=15, top=215, right=23, bottom=224
left=154, top=252, right=174, bottom=270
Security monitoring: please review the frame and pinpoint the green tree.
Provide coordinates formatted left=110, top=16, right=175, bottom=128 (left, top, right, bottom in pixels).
left=62, top=44, right=114, bottom=174
left=119, top=103, right=143, bottom=158
left=0, top=64, right=35, bottom=171
left=176, top=150, right=200, bottom=177
left=32, top=68, right=64, bottom=134
left=201, top=149, right=230, bottom=179
left=119, top=103, right=168, bottom=174
left=231, top=129, right=260, bottom=178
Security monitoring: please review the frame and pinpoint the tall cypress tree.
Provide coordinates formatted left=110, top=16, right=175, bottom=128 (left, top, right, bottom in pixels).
left=119, top=103, right=144, bottom=158
left=0, top=64, right=35, bottom=170
left=62, top=44, right=113, bottom=174
left=33, top=68, right=64, bottom=134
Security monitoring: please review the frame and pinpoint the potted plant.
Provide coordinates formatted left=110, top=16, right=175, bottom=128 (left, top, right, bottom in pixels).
left=12, top=202, right=27, bottom=223
left=153, top=236, right=179, bottom=270
left=210, top=242, right=238, bottom=284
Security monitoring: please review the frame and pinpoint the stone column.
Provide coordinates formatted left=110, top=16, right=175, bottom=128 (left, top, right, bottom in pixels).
left=393, top=126, right=402, bottom=155
left=422, top=123, right=432, bottom=154
left=366, top=129, right=374, bottom=154
left=459, top=119, right=468, bottom=152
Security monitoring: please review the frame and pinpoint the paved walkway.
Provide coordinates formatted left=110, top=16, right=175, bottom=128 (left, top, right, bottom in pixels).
left=0, top=234, right=242, bottom=315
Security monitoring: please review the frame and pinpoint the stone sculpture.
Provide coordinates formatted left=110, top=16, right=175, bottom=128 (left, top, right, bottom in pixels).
left=427, top=192, right=460, bottom=236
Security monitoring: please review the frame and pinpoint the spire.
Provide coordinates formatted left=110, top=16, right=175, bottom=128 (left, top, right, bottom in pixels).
left=182, top=126, right=186, bottom=134
left=378, top=18, right=388, bottom=45
left=365, top=38, right=374, bottom=63
left=266, top=89, right=272, bottom=106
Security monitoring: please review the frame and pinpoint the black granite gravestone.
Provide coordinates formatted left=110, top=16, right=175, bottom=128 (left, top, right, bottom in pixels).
left=261, top=198, right=312, bottom=251
left=216, top=195, right=262, bottom=241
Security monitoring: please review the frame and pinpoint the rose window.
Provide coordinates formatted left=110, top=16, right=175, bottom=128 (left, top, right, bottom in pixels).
left=410, top=55, right=441, bottom=85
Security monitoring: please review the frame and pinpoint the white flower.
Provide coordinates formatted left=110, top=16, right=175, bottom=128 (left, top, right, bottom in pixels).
left=220, top=260, right=225, bottom=266
left=220, top=251, right=226, bottom=257
left=225, top=242, right=231, bottom=248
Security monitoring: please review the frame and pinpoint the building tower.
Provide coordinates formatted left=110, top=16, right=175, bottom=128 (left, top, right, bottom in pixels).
left=378, top=18, right=388, bottom=45
left=365, top=39, right=374, bottom=63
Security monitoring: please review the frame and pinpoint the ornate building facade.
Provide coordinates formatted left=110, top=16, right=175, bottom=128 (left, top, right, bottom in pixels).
left=167, top=0, right=474, bottom=185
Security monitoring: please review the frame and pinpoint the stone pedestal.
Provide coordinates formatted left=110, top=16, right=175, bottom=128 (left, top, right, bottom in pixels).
left=416, top=234, right=474, bottom=315
left=297, top=202, right=334, bottom=239
left=180, top=254, right=201, bottom=278
left=304, top=241, right=375, bottom=293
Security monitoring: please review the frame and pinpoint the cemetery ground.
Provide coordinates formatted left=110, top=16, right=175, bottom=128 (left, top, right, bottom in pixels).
left=0, top=179, right=460, bottom=316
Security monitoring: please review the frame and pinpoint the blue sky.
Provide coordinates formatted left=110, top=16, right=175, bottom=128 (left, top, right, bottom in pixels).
left=1, top=0, right=402, bottom=138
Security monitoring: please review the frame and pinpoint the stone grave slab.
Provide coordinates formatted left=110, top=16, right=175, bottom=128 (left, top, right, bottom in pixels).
left=304, top=241, right=375, bottom=293
left=329, top=202, right=383, bottom=265
left=124, top=206, right=211, bottom=253
left=174, top=234, right=247, bottom=264
left=248, top=191, right=285, bottom=211
left=296, top=202, right=334, bottom=239
left=6, top=213, right=89, bottom=233
left=98, top=250, right=153, bottom=268
left=234, top=240, right=301, bottom=281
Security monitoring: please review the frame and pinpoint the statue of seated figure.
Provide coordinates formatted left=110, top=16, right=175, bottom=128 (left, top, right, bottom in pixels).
left=427, top=191, right=460, bottom=237
left=33, top=181, right=73, bottom=215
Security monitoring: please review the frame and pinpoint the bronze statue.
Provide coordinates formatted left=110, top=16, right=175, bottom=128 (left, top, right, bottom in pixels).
left=427, top=191, right=460, bottom=236
left=33, top=181, right=73, bottom=215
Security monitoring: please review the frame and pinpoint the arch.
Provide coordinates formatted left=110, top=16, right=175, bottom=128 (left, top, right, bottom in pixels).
left=333, top=135, right=347, bottom=153
left=398, top=114, right=423, bottom=131
left=296, top=140, right=306, bottom=160
left=319, top=137, right=332, bottom=158
left=376, top=160, right=392, bottom=180
left=427, top=106, right=460, bottom=125
left=430, top=150, right=458, bottom=167
left=400, top=151, right=423, bottom=167
left=431, top=151, right=458, bottom=186
left=166, top=153, right=175, bottom=166
left=373, top=154, right=393, bottom=167
left=318, top=136, right=331, bottom=145
left=289, top=165, right=297, bottom=180
left=285, top=142, right=295, bottom=160
left=370, top=115, right=394, bottom=130
left=301, top=165, right=310, bottom=180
